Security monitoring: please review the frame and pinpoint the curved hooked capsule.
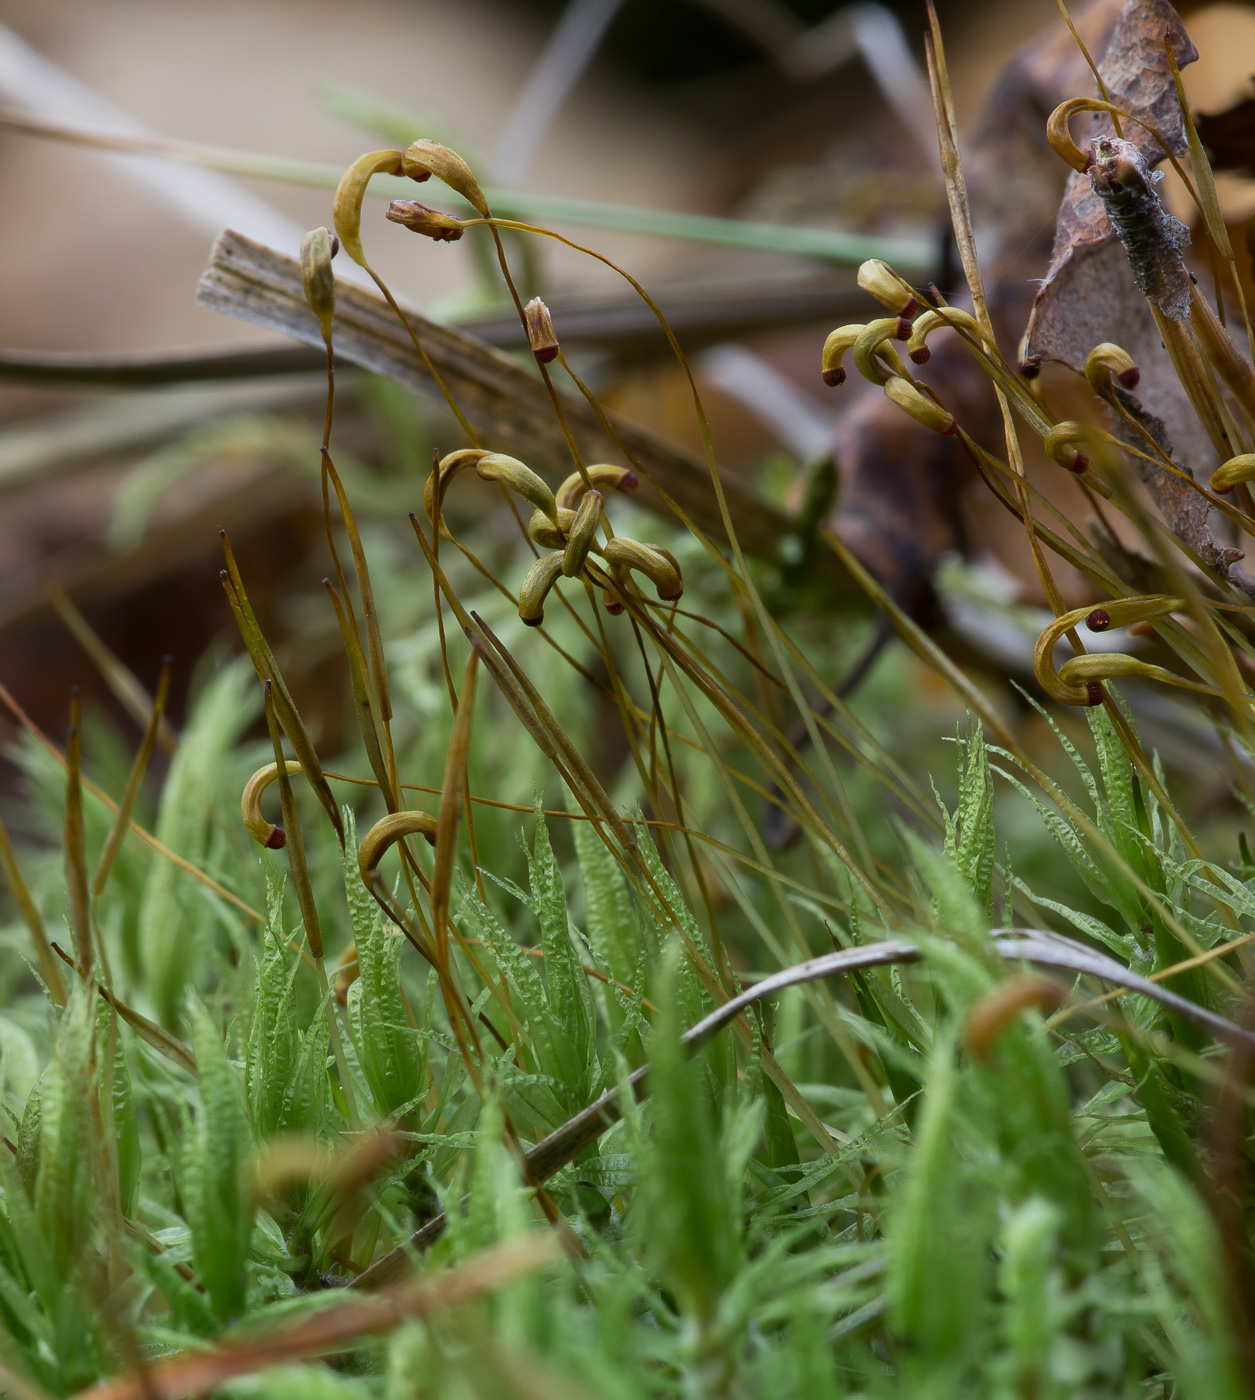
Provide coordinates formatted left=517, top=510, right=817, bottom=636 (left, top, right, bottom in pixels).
left=333, top=150, right=405, bottom=267
left=385, top=200, right=466, bottom=242
left=883, top=377, right=955, bottom=435
left=359, top=809, right=439, bottom=888
left=424, top=447, right=490, bottom=527
left=528, top=506, right=576, bottom=549
left=852, top=318, right=911, bottom=386
left=562, top=491, right=603, bottom=576
left=475, top=453, right=560, bottom=528
left=905, top=307, right=997, bottom=366
left=524, top=297, right=560, bottom=364
left=821, top=324, right=865, bottom=387
left=424, top=449, right=560, bottom=530
left=1084, top=342, right=1140, bottom=398
left=556, top=464, right=638, bottom=511
left=1042, top=423, right=1114, bottom=497
left=1057, top=651, right=1194, bottom=702
left=300, top=227, right=337, bottom=340
left=1209, top=454, right=1255, bottom=495
left=1043, top=422, right=1092, bottom=474
left=857, top=259, right=919, bottom=318
left=1046, top=96, right=1110, bottom=174
left=400, top=139, right=489, bottom=216
left=1033, top=596, right=1185, bottom=705
left=604, top=538, right=684, bottom=602
left=241, top=760, right=303, bottom=849
left=519, top=552, right=565, bottom=626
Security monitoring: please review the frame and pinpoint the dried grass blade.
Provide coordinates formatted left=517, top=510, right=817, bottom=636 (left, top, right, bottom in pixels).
left=0, top=812, right=66, bottom=1004
left=470, top=612, right=640, bottom=861
left=263, top=679, right=361, bottom=1128
left=0, top=683, right=262, bottom=922
left=94, top=658, right=171, bottom=897
left=323, top=453, right=394, bottom=728
left=925, top=5, right=1070, bottom=619
left=323, top=580, right=394, bottom=809
left=46, top=580, right=177, bottom=756
left=1166, top=38, right=1255, bottom=363
left=431, top=644, right=479, bottom=960
left=64, top=691, right=91, bottom=976
left=50, top=944, right=196, bottom=1076
left=262, top=682, right=323, bottom=960
left=219, top=535, right=344, bottom=843
left=72, top=1236, right=559, bottom=1400
left=407, top=514, right=585, bottom=809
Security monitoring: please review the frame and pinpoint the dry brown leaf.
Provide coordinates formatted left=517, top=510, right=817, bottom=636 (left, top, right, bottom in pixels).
left=1024, top=1, right=1204, bottom=468
left=1022, top=1, right=1249, bottom=574
left=828, top=0, right=1125, bottom=610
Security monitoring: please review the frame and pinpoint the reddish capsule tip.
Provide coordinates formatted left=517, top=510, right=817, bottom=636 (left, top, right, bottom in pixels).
left=658, top=587, right=683, bottom=602
left=532, top=345, right=559, bottom=364
left=265, top=827, right=287, bottom=850
left=619, top=472, right=639, bottom=493
left=1018, top=360, right=1040, bottom=380
left=1086, top=608, right=1111, bottom=632
left=522, top=615, right=544, bottom=627
left=328, top=234, right=340, bottom=260
left=1070, top=452, right=1089, bottom=474
left=822, top=366, right=846, bottom=387
left=604, top=599, right=625, bottom=616
left=909, top=346, right=931, bottom=365
left=894, top=316, right=913, bottom=339
left=1086, top=681, right=1104, bottom=707
left=1116, top=366, right=1140, bottom=389
left=901, top=295, right=920, bottom=320
left=409, top=169, right=432, bottom=183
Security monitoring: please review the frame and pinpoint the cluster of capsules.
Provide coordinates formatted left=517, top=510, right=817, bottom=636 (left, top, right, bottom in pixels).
left=832, top=258, right=1255, bottom=503
left=818, top=259, right=962, bottom=436
left=823, top=264, right=1250, bottom=710
left=315, top=137, right=687, bottom=629
left=424, top=451, right=684, bottom=626
left=822, top=259, right=1156, bottom=494
left=1032, top=596, right=1188, bottom=709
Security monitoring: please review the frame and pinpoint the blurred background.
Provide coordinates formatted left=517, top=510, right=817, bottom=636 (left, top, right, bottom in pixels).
left=1, top=0, right=1254, bottom=816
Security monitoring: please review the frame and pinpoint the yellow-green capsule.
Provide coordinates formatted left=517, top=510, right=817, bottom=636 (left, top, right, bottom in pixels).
left=1210, top=453, right=1255, bottom=494
left=604, top=537, right=683, bottom=601
left=556, top=464, right=638, bottom=511
left=562, top=491, right=603, bottom=576
left=820, top=323, right=864, bottom=387
left=518, top=552, right=565, bottom=626
left=529, top=506, right=575, bottom=550
left=300, top=227, right=337, bottom=340
left=857, top=258, right=918, bottom=317
left=475, top=453, right=560, bottom=527
left=883, top=377, right=954, bottom=435
left=332, top=149, right=405, bottom=267
left=401, top=138, right=489, bottom=216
